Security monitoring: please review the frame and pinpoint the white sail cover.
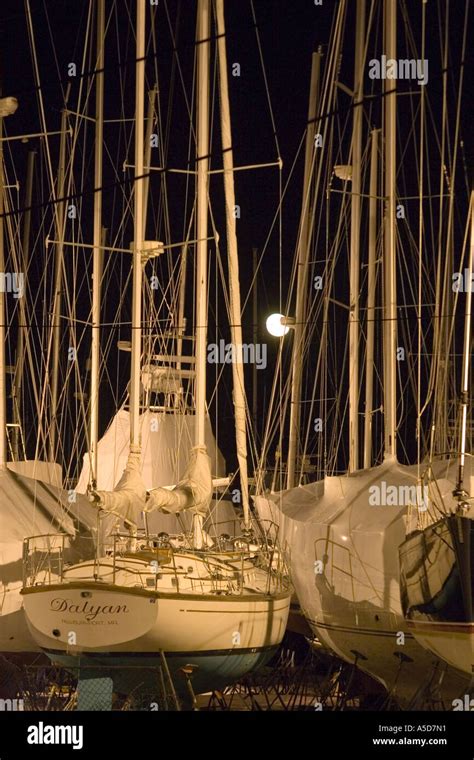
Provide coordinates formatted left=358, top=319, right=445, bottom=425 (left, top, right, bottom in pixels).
left=89, top=450, right=147, bottom=524
left=90, top=446, right=213, bottom=523
left=76, top=408, right=225, bottom=492
left=146, top=446, right=212, bottom=517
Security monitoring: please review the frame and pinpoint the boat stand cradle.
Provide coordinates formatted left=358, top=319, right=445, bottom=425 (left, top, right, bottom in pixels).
left=4, top=643, right=472, bottom=711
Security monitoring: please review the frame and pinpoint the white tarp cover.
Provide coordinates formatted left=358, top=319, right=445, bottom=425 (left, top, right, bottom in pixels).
left=146, top=446, right=212, bottom=517
left=1, top=469, right=72, bottom=570
left=0, top=465, right=98, bottom=652
left=76, top=408, right=225, bottom=492
left=1, top=465, right=97, bottom=567
left=254, top=455, right=474, bottom=614
left=7, top=460, right=63, bottom=489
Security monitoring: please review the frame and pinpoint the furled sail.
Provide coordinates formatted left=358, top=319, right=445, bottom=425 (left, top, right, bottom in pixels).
left=88, top=450, right=146, bottom=524
left=88, top=446, right=213, bottom=523
left=146, top=446, right=212, bottom=517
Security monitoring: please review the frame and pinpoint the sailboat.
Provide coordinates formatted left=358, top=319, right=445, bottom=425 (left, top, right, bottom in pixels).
left=0, top=97, right=100, bottom=680
left=399, top=191, right=473, bottom=676
left=20, top=0, right=291, bottom=702
left=255, top=0, right=471, bottom=707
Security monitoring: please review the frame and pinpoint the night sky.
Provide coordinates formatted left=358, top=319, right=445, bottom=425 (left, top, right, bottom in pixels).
left=1, top=0, right=333, bottom=314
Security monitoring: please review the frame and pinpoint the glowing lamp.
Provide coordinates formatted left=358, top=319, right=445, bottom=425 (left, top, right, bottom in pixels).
left=266, top=313, right=294, bottom=337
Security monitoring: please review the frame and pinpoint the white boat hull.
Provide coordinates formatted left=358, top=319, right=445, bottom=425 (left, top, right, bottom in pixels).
left=399, top=512, right=474, bottom=677
left=406, top=621, right=474, bottom=675
left=22, top=583, right=289, bottom=654
left=22, top=582, right=289, bottom=696
left=255, top=459, right=471, bottom=706
left=21, top=545, right=291, bottom=698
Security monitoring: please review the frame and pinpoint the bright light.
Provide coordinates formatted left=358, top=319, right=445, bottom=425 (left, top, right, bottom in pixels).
left=266, top=313, right=290, bottom=337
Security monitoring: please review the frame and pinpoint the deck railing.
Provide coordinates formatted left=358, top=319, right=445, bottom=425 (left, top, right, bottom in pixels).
left=22, top=518, right=291, bottom=597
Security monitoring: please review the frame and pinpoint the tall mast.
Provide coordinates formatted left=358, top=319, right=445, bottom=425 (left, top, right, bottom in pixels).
left=215, top=0, right=250, bottom=525
left=287, top=50, right=321, bottom=489
left=194, top=0, right=210, bottom=449
left=13, top=148, right=36, bottom=461
left=0, top=117, right=6, bottom=467
left=348, top=0, right=365, bottom=473
left=454, top=190, right=473, bottom=499
left=252, top=247, right=258, bottom=438
left=143, top=85, right=157, bottom=235
left=49, top=106, right=68, bottom=461
left=176, top=235, right=190, bottom=379
left=383, top=0, right=397, bottom=459
left=0, top=96, right=18, bottom=466
left=363, top=128, right=379, bottom=470
left=130, top=0, right=146, bottom=453
left=90, top=0, right=105, bottom=486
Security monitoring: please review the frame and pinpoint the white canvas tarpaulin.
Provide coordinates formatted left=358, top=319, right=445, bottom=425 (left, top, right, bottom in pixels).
left=76, top=409, right=225, bottom=492
left=0, top=465, right=98, bottom=653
